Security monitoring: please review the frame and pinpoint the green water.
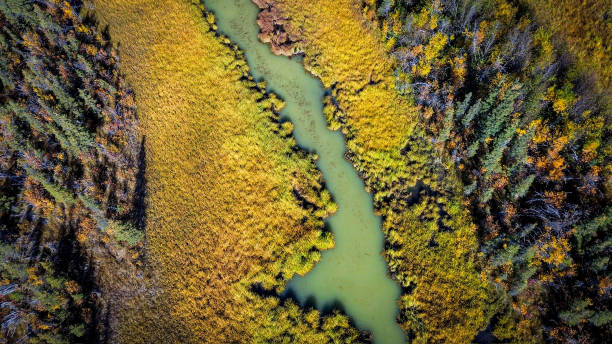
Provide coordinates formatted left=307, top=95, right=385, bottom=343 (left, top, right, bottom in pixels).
left=202, top=1, right=405, bottom=343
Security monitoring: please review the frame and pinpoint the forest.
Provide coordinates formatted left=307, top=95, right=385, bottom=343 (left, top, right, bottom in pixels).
left=0, top=0, right=610, bottom=343
left=369, top=0, right=610, bottom=341
left=0, top=0, right=144, bottom=342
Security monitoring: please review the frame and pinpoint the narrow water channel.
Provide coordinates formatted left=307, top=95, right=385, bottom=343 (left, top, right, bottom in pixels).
left=202, top=1, right=405, bottom=343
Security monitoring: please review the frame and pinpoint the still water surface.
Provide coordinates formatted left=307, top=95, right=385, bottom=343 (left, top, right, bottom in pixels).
left=202, top=1, right=405, bottom=343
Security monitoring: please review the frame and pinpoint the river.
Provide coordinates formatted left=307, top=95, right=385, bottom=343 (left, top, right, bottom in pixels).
left=202, top=1, right=405, bottom=343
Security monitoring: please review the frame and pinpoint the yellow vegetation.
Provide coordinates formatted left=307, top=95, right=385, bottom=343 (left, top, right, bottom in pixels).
left=256, top=0, right=492, bottom=342
left=258, top=0, right=413, bottom=154
left=90, top=0, right=358, bottom=342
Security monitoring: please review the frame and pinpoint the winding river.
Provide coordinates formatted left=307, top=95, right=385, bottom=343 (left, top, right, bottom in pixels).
left=202, top=1, right=405, bottom=343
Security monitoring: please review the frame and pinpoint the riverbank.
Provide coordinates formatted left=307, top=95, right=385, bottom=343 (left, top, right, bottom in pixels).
left=249, top=0, right=493, bottom=342
left=202, top=1, right=406, bottom=343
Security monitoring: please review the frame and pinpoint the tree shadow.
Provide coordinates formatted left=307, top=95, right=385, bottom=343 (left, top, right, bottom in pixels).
left=132, top=136, right=147, bottom=230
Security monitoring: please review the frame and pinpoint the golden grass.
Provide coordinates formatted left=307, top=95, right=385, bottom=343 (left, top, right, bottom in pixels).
left=258, top=0, right=492, bottom=342
left=89, top=0, right=355, bottom=342
left=278, top=0, right=414, bottom=154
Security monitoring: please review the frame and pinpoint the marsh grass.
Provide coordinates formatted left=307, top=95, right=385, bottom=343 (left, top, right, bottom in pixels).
left=89, top=0, right=360, bottom=342
left=255, top=0, right=492, bottom=342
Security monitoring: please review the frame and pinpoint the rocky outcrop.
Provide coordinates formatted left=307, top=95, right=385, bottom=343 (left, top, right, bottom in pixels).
left=253, top=0, right=300, bottom=56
